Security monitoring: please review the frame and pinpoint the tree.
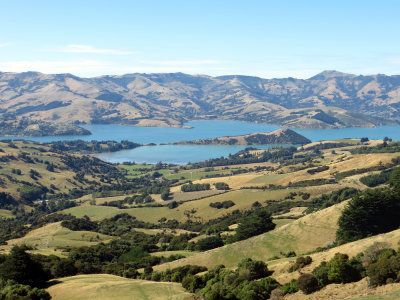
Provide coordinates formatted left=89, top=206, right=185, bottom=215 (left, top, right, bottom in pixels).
left=19, top=185, right=44, bottom=202
left=196, top=235, right=224, bottom=251
left=235, top=209, right=276, bottom=241
left=50, top=259, right=77, bottom=278
left=0, top=246, right=49, bottom=287
left=389, top=167, right=400, bottom=189
left=336, top=186, right=400, bottom=243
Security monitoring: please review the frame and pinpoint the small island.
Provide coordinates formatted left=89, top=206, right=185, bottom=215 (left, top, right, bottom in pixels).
left=171, top=129, right=311, bottom=145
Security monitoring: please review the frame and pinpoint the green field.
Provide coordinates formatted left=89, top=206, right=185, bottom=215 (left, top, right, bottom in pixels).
left=150, top=250, right=198, bottom=258
left=165, top=169, right=237, bottom=181
left=63, top=184, right=341, bottom=223
left=47, top=274, right=193, bottom=300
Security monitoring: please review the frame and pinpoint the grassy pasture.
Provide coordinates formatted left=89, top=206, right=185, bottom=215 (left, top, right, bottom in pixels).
left=150, top=250, right=198, bottom=258
left=165, top=168, right=237, bottom=181
left=154, top=201, right=347, bottom=271
left=63, top=183, right=345, bottom=223
left=47, top=274, right=193, bottom=300
left=3, top=222, right=112, bottom=256
left=0, top=209, right=13, bottom=218
left=248, top=173, right=289, bottom=184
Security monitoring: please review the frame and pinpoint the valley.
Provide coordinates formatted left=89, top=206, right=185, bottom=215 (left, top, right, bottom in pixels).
left=0, top=135, right=400, bottom=299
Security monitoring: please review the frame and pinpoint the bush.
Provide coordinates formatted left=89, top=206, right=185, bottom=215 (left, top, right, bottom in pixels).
left=289, top=256, right=312, bottom=272
left=0, top=281, right=51, bottom=300
left=367, top=252, right=400, bottom=286
left=297, top=273, right=320, bottom=294
left=181, top=183, right=210, bottom=192
left=209, top=200, right=235, bottom=209
left=326, top=253, right=362, bottom=283
left=167, top=201, right=179, bottom=209
left=281, top=279, right=298, bottom=294
left=182, top=275, right=203, bottom=293
left=214, top=182, right=230, bottom=190
left=237, top=258, right=271, bottom=281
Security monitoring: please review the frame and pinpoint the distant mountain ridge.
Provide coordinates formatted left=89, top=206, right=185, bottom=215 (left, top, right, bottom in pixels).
left=0, top=70, right=399, bottom=129
left=172, top=129, right=311, bottom=145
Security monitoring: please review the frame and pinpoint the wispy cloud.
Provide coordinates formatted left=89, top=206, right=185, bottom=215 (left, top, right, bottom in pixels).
left=0, top=42, right=12, bottom=48
left=58, top=44, right=134, bottom=55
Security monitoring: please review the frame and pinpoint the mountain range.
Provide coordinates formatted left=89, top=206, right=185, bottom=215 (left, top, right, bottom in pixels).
left=0, top=70, right=399, bottom=129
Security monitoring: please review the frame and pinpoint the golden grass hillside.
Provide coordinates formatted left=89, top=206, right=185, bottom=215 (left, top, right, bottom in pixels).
left=269, top=227, right=400, bottom=284
left=285, top=278, right=400, bottom=300
left=154, top=201, right=347, bottom=271
left=3, top=222, right=112, bottom=256
left=47, top=274, right=194, bottom=300
left=0, top=140, right=120, bottom=199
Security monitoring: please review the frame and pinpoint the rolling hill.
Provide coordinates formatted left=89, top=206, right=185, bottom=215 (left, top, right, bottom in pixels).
left=0, top=70, right=399, bottom=132
left=172, top=129, right=311, bottom=145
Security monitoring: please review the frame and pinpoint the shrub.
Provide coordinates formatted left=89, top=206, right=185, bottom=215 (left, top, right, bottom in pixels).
left=367, top=252, right=400, bottom=286
left=326, top=253, right=362, bottom=283
left=167, top=201, right=179, bottom=209
left=209, top=200, right=235, bottom=209
left=181, top=183, right=210, bottom=192
left=182, top=275, right=203, bottom=293
left=289, top=256, right=312, bottom=272
left=214, top=182, right=230, bottom=190
left=297, top=273, right=320, bottom=294
left=281, top=279, right=298, bottom=294
left=237, top=258, right=271, bottom=281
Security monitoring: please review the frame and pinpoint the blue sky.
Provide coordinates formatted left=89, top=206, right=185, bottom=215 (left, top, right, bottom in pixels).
left=0, top=0, right=399, bottom=78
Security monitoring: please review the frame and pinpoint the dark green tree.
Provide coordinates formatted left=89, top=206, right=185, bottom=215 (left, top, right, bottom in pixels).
left=0, top=246, right=49, bottom=287
left=235, top=209, right=275, bottom=241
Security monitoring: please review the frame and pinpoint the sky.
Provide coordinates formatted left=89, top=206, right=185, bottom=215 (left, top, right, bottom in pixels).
left=0, top=0, right=399, bottom=79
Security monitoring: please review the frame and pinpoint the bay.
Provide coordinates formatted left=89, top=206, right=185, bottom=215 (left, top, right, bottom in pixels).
left=1, top=120, right=400, bottom=164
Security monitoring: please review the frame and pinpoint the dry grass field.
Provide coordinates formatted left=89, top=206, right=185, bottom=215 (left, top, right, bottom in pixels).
left=154, top=201, right=347, bottom=271
left=47, top=274, right=194, bottom=300
left=2, top=222, right=112, bottom=256
left=285, top=278, right=400, bottom=300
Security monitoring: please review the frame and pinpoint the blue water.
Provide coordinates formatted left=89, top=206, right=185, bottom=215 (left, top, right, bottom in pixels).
left=1, top=120, right=400, bottom=164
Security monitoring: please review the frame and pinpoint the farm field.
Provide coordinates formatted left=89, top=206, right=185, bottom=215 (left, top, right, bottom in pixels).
left=47, top=274, right=194, bottom=300
left=2, top=222, right=113, bottom=256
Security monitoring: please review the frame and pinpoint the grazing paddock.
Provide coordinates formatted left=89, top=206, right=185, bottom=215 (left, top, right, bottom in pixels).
left=154, top=201, right=347, bottom=271
left=47, top=274, right=193, bottom=300
left=4, top=222, right=112, bottom=256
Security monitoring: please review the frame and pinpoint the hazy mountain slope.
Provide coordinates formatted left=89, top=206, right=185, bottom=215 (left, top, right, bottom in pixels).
left=0, top=70, right=399, bottom=128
